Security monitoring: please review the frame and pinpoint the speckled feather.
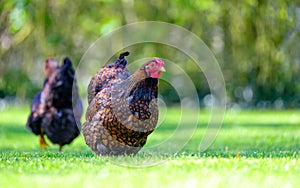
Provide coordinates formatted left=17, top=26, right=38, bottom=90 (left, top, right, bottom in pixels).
left=83, top=56, right=160, bottom=156
left=87, top=52, right=130, bottom=104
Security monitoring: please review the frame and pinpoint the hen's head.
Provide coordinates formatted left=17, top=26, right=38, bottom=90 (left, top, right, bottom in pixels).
left=45, top=57, right=59, bottom=77
left=142, top=57, right=166, bottom=78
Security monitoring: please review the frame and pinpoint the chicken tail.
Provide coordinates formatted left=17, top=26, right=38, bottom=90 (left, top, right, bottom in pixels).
left=119, top=51, right=130, bottom=59
left=116, top=51, right=130, bottom=66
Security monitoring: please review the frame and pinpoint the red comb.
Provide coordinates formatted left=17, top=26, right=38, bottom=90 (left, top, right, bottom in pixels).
left=153, top=57, right=164, bottom=66
left=46, top=57, right=55, bottom=62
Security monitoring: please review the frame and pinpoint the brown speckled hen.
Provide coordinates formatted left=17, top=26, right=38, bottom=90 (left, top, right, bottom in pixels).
left=26, top=57, right=82, bottom=151
left=83, top=53, right=165, bottom=156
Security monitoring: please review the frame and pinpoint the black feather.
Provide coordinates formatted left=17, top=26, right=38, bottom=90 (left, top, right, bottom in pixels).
left=26, top=89, right=43, bottom=135
left=129, top=78, right=158, bottom=118
left=50, top=58, right=75, bottom=108
left=42, top=109, right=80, bottom=145
left=119, top=51, right=130, bottom=59
left=116, top=51, right=130, bottom=66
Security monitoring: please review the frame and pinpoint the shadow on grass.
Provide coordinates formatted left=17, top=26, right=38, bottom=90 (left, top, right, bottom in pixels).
left=1, top=121, right=300, bottom=159
left=1, top=146, right=299, bottom=160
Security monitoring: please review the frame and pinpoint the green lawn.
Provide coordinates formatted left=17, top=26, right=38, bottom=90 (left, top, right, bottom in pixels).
left=1, top=106, right=300, bottom=188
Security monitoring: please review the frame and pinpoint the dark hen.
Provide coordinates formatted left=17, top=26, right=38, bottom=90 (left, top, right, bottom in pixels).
left=26, top=57, right=82, bottom=151
left=83, top=56, right=165, bottom=156
left=26, top=58, right=59, bottom=148
left=87, top=51, right=130, bottom=104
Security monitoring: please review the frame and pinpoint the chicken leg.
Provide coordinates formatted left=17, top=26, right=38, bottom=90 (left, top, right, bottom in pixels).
left=39, top=133, right=48, bottom=149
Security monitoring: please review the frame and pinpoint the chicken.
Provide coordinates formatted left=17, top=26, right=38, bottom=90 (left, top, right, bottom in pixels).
left=83, top=54, right=166, bottom=156
left=87, top=51, right=130, bottom=104
left=26, top=57, right=82, bottom=151
left=26, top=58, right=59, bottom=146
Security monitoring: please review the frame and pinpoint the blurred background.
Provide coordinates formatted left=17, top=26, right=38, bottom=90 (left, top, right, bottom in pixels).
left=0, top=0, right=300, bottom=109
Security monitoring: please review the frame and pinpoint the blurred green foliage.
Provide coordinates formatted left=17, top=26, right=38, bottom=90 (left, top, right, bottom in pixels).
left=0, top=0, right=299, bottom=108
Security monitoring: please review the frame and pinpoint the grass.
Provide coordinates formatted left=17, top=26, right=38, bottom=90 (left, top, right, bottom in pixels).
left=0, top=106, right=300, bottom=187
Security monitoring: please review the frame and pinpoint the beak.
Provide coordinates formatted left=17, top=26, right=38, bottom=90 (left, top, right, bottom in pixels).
left=159, top=67, right=166, bottom=72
